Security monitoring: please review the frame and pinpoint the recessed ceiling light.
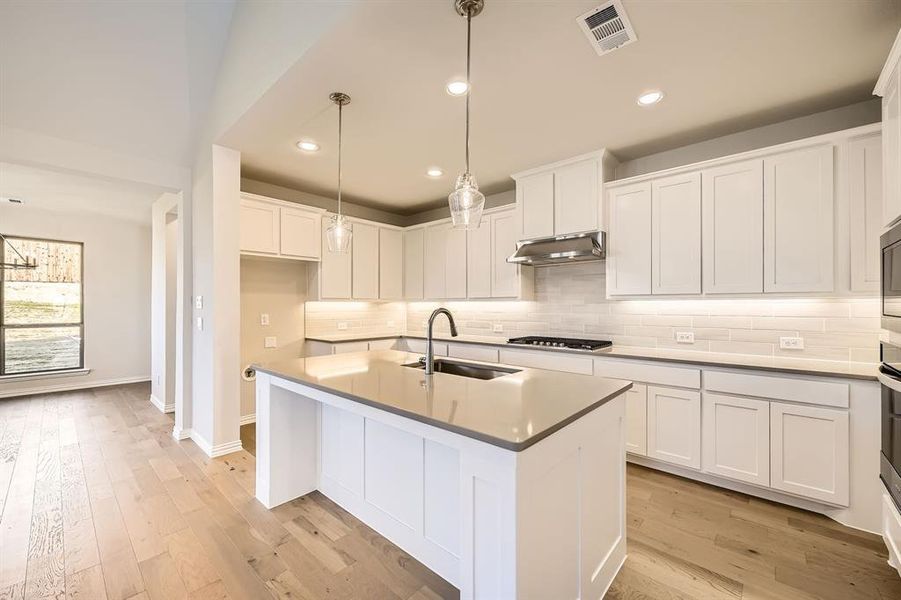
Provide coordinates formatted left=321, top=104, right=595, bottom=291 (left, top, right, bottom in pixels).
left=446, top=80, right=469, bottom=96
left=637, top=90, right=664, bottom=107
left=296, top=140, right=320, bottom=152
left=426, top=167, right=444, bottom=178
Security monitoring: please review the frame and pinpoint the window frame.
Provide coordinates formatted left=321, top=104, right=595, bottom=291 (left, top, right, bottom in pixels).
left=0, top=234, right=85, bottom=376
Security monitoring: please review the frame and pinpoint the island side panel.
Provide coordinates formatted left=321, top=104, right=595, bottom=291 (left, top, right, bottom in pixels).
left=255, top=373, right=319, bottom=509
left=515, top=394, right=628, bottom=599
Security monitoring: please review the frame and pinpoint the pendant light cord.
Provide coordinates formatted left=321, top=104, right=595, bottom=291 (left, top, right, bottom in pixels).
left=464, top=8, right=472, bottom=177
left=337, top=101, right=343, bottom=216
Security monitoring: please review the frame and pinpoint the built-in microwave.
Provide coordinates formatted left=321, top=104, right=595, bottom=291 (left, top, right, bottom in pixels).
left=882, top=221, right=901, bottom=333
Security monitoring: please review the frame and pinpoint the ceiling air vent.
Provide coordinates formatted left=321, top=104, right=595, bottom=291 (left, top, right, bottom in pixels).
left=2, top=197, right=24, bottom=205
left=577, top=0, right=637, bottom=57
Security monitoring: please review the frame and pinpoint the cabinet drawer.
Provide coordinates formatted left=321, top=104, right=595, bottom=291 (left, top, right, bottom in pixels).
left=593, top=357, right=700, bottom=389
left=448, top=344, right=499, bottom=363
left=704, top=370, right=848, bottom=408
left=405, top=339, right=448, bottom=357
left=498, top=349, right=593, bottom=375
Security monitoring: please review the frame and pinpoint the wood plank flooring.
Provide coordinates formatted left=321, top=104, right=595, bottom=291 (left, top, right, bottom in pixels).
left=1, top=382, right=898, bottom=599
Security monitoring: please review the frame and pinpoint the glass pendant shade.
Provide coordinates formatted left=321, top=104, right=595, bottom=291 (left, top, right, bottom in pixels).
left=449, top=172, right=485, bottom=229
left=326, top=213, right=353, bottom=253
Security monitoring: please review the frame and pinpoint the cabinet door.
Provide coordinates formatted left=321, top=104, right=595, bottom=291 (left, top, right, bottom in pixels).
left=770, top=402, right=849, bottom=506
left=240, top=199, right=279, bottom=254
left=883, top=64, right=901, bottom=227
left=647, top=386, right=700, bottom=469
left=652, top=172, right=701, bottom=295
left=467, top=218, right=492, bottom=298
left=491, top=211, right=520, bottom=298
left=607, top=182, right=652, bottom=296
left=625, top=383, right=648, bottom=456
left=763, top=145, right=834, bottom=293
left=849, top=134, right=883, bottom=292
left=351, top=222, right=379, bottom=299
left=279, top=206, right=320, bottom=259
left=379, top=228, right=404, bottom=299
left=702, top=160, right=763, bottom=293
left=554, top=159, right=599, bottom=235
left=319, top=217, right=351, bottom=299
left=423, top=224, right=447, bottom=299
left=404, top=228, right=424, bottom=300
left=702, top=393, right=769, bottom=486
left=518, top=172, right=555, bottom=239
left=445, top=226, right=468, bottom=299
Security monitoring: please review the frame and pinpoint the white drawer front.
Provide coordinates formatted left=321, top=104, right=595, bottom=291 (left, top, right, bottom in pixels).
left=705, top=370, right=849, bottom=408
left=593, top=357, right=700, bottom=389
left=498, top=349, right=593, bottom=375
left=448, top=344, right=500, bottom=363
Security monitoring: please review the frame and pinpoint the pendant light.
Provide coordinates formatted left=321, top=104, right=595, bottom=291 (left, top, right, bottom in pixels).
left=326, top=92, right=353, bottom=253
left=448, top=0, right=485, bottom=230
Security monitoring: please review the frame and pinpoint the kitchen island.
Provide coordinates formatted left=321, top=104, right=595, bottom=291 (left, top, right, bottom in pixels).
left=253, top=349, right=632, bottom=599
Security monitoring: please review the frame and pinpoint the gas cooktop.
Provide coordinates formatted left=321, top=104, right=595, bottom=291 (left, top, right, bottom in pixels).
left=507, top=336, right=612, bottom=352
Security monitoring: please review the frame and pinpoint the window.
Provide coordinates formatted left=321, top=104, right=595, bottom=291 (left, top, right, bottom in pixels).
left=1, top=236, right=83, bottom=375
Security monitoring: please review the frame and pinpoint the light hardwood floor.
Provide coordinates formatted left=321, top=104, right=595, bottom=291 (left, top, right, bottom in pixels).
left=1, top=382, right=898, bottom=600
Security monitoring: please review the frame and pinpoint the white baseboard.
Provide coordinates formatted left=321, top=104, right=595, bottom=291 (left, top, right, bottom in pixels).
left=0, top=375, right=151, bottom=399
left=239, top=413, right=256, bottom=426
left=190, top=431, right=243, bottom=458
left=172, top=426, right=192, bottom=441
left=149, top=394, right=175, bottom=414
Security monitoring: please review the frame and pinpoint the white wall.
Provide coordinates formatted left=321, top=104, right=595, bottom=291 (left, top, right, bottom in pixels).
left=0, top=204, right=151, bottom=397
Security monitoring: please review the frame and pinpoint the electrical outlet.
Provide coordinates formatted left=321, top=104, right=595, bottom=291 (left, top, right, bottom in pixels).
left=675, top=331, right=694, bottom=344
left=780, top=336, right=804, bottom=350
left=264, top=336, right=277, bottom=348
left=194, top=295, right=203, bottom=310
left=492, top=323, right=503, bottom=333
left=260, top=313, right=270, bottom=326
left=337, top=322, right=348, bottom=331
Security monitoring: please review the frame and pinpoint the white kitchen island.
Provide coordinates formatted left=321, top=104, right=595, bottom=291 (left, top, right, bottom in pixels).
left=254, top=349, right=632, bottom=599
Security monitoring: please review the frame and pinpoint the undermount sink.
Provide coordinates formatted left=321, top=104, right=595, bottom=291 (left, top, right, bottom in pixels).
left=403, top=358, right=520, bottom=381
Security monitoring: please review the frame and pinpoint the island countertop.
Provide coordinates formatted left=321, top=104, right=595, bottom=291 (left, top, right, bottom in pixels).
left=253, top=349, right=632, bottom=451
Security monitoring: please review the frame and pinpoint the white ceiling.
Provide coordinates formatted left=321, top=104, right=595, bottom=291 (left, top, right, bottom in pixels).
left=226, top=0, right=901, bottom=215
left=0, top=0, right=235, bottom=167
left=0, top=162, right=164, bottom=223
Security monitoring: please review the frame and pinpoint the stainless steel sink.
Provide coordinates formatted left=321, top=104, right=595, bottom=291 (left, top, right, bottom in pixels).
left=403, top=358, right=520, bottom=381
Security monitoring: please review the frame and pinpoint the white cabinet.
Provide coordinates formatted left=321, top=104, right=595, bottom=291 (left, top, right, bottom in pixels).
left=651, top=172, right=701, bottom=295
left=317, top=216, right=352, bottom=299
left=763, top=145, right=834, bottom=293
left=849, top=134, right=883, bottom=292
left=351, top=222, right=379, bottom=300
left=379, top=227, right=403, bottom=300
left=467, top=218, right=492, bottom=298
left=518, top=172, right=555, bottom=239
left=404, top=228, right=424, bottom=300
left=280, top=206, right=321, bottom=260
left=647, top=386, right=700, bottom=469
left=701, top=160, right=763, bottom=294
left=702, top=393, right=770, bottom=486
left=491, top=210, right=527, bottom=298
left=607, top=182, right=651, bottom=296
left=554, top=159, right=599, bottom=236
left=240, top=197, right=280, bottom=255
left=445, top=226, right=468, bottom=299
left=879, top=48, right=901, bottom=227
left=770, top=402, right=849, bottom=506
left=624, top=383, right=647, bottom=456
left=424, top=224, right=447, bottom=299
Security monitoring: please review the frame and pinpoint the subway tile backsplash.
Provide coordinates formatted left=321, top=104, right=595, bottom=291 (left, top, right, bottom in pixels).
left=306, top=261, right=881, bottom=363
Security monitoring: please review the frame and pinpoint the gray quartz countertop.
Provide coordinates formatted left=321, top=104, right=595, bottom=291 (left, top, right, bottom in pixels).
left=303, top=333, right=878, bottom=381
left=253, top=349, right=632, bottom=452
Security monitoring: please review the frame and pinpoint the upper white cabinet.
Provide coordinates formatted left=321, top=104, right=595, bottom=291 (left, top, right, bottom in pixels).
left=651, top=172, right=701, bottom=295
left=316, top=216, right=352, bottom=299
left=607, top=182, right=652, bottom=296
left=513, top=152, right=608, bottom=240
left=445, top=226, right=468, bottom=299
left=351, top=222, right=379, bottom=300
left=491, top=210, right=529, bottom=298
left=763, top=145, right=834, bottom=293
left=467, top=218, right=492, bottom=298
left=849, top=134, right=883, bottom=292
left=876, top=32, right=901, bottom=227
left=701, top=160, right=763, bottom=294
left=424, top=223, right=454, bottom=300
left=379, top=227, right=404, bottom=300
left=240, top=194, right=325, bottom=261
left=404, top=228, right=424, bottom=300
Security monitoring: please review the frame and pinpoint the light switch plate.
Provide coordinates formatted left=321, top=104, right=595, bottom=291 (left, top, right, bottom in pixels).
left=260, top=313, right=270, bottom=326
left=780, top=336, right=804, bottom=350
left=195, top=316, right=203, bottom=331
left=194, top=295, right=203, bottom=310
left=492, top=323, right=503, bottom=333
left=675, top=331, right=694, bottom=344
left=337, top=322, right=348, bottom=331
left=264, top=336, right=277, bottom=348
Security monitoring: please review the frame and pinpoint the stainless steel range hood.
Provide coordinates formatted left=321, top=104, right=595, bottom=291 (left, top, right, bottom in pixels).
left=506, top=230, right=605, bottom=266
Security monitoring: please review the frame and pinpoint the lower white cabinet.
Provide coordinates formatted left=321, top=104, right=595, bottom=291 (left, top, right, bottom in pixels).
left=770, top=402, right=849, bottom=506
left=624, top=383, right=648, bottom=456
left=646, top=386, right=701, bottom=469
left=702, top=393, right=770, bottom=486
